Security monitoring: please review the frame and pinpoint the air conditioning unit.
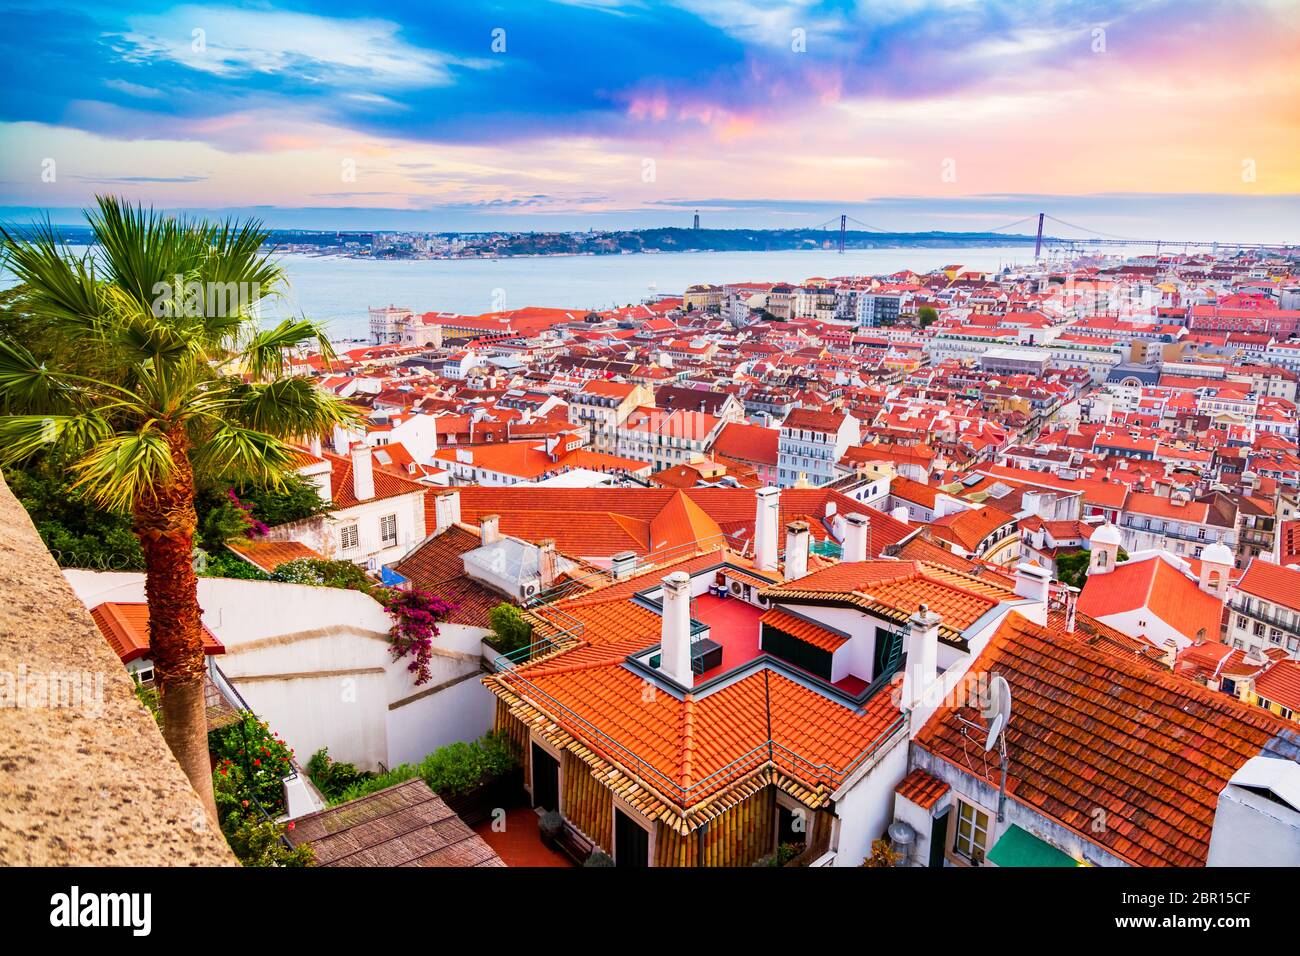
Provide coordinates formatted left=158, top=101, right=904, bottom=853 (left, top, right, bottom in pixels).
left=522, top=582, right=538, bottom=600
left=730, top=581, right=743, bottom=596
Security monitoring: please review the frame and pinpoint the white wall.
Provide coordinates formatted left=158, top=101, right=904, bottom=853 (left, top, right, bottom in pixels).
left=830, top=733, right=910, bottom=866
left=63, top=571, right=494, bottom=772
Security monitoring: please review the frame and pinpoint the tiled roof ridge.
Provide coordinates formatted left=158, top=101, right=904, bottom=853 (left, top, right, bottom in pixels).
left=915, top=563, right=1008, bottom=605
left=681, top=695, right=696, bottom=790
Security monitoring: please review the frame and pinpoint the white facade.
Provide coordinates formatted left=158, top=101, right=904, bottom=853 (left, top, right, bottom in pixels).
left=64, top=571, right=495, bottom=772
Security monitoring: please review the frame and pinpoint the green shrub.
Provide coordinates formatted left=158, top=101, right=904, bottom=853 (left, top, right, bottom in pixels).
left=213, top=773, right=314, bottom=867
left=305, top=747, right=374, bottom=802
left=489, top=603, right=533, bottom=654
left=272, top=557, right=380, bottom=595
left=210, top=712, right=296, bottom=814
left=330, top=731, right=518, bottom=805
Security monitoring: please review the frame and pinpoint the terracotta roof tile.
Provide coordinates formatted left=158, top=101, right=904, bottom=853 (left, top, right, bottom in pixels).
left=917, top=612, right=1297, bottom=866
left=760, top=607, right=848, bottom=653
left=895, top=767, right=950, bottom=811
left=90, top=602, right=224, bottom=665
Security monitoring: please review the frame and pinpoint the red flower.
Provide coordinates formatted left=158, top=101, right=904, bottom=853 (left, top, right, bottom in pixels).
left=286, top=822, right=295, bottom=831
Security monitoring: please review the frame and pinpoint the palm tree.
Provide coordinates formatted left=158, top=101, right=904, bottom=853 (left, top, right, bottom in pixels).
left=0, top=197, right=360, bottom=821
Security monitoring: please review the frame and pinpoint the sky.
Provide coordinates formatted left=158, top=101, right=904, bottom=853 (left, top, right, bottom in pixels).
left=0, top=0, right=1297, bottom=240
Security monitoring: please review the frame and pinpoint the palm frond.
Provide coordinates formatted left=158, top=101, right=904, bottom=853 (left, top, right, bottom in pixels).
left=237, top=318, right=335, bottom=380
left=0, top=218, right=106, bottom=334
left=189, top=421, right=295, bottom=487
left=223, top=377, right=363, bottom=437
left=68, top=429, right=176, bottom=513
left=0, top=411, right=116, bottom=465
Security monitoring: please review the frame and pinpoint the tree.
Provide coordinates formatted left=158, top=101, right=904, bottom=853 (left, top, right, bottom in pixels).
left=0, top=197, right=360, bottom=820
left=917, top=306, right=939, bottom=328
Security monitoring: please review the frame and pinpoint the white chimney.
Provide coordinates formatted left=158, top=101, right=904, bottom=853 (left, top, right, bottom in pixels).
left=610, top=550, right=637, bottom=580
left=332, top=425, right=351, bottom=457
left=890, top=505, right=910, bottom=524
left=1012, top=562, right=1050, bottom=625
left=480, top=514, right=501, bottom=546
left=784, top=521, right=810, bottom=581
left=843, top=513, right=869, bottom=562
left=658, top=571, right=693, bottom=685
left=903, top=604, right=941, bottom=725
left=308, top=434, right=322, bottom=457
left=754, top=486, right=780, bottom=572
left=350, top=444, right=374, bottom=502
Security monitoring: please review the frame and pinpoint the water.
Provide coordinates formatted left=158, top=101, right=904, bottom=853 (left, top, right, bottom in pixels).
left=3, top=245, right=1036, bottom=342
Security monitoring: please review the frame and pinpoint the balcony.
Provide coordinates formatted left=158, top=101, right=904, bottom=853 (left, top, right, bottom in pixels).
left=1229, top=599, right=1300, bottom=639
left=0, top=475, right=234, bottom=865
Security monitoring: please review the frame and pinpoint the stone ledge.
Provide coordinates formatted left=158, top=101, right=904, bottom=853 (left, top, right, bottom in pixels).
left=0, top=474, right=235, bottom=866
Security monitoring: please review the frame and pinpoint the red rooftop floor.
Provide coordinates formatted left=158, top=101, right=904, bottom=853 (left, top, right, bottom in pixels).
left=691, top=592, right=764, bottom=684
left=472, top=807, right=574, bottom=867
left=689, top=592, right=869, bottom=694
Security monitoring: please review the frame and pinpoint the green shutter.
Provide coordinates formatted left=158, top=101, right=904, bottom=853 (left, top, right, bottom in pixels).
left=873, top=628, right=905, bottom=682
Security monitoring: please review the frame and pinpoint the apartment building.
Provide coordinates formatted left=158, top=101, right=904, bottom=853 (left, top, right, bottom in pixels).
left=776, top=407, right=858, bottom=488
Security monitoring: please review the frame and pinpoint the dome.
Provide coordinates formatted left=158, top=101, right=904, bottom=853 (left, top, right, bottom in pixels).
left=1091, top=522, right=1122, bottom=547
left=1201, top=539, right=1234, bottom=566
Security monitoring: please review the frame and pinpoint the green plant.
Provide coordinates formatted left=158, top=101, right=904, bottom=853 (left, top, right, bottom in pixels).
left=330, top=732, right=518, bottom=805
left=489, top=603, right=533, bottom=655
left=213, top=772, right=314, bottom=867
left=271, top=557, right=379, bottom=594
left=584, top=849, right=615, bottom=867
left=774, top=841, right=802, bottom=866
left=134, top=682, right=162, bottom=727
left=305, top=747, right=374, bottom=802
left=210, top=711, right=296, bottom=814
left=199, top=550, right=270, bottom=580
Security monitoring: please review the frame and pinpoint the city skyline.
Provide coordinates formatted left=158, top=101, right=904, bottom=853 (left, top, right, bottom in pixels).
left=0, top=1, right=1297, bottom=239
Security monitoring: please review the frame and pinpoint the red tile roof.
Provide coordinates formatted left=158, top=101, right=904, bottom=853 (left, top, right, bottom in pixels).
left=895, top=767, right=950, bottom=810
left=1077, top=556, right=1223, bottom=645
left=917, top=612, right=1295, bottom=867
left=225, top=538, right=323, bottom=574
left=1236, top=558, right=1300, bottom=613
left=760, top=607, right=848, bottom=653
left=325, top=451, right=427, bottom=509
left=1255, top=659, right=1300, bottom=713
left=90, top=602, right=224, bottom=665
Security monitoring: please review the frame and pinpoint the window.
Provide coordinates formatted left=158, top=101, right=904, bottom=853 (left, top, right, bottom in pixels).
left=954, top=801, right=989, bottom=863
left=380, top=514, right=397, bottom=545
left=341, top=524, right=359, bottom=551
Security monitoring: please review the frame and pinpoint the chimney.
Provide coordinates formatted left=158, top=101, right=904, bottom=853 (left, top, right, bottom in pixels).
left=658, top=571, right=693, bottom=685
left=332, top=426, right=351, bottom=456
left=350, top=444, right=375, bottom=502
left=902, top=603, right=941, bottom=716
left=538, top=538, right=558, bottom=589
left=843, top=512, right=869, bottom=562
left=308, top=434, right=322, bottom=457
left=784, top=521, right=810, bottom=581
left=754, top=486, right=780, bottom=572
left=480, top=514, right=501, bottom=546
left=610, top=550, right=637, bottom=580
left=1012, top=562, right=1050, bottom=625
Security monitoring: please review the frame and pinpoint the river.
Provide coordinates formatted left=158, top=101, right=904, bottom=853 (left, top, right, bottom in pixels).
left=4, top=245, right=1038, bottom=342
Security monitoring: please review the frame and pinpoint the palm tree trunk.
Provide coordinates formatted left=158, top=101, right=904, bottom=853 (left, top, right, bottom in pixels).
left=135, top=430, right=218, bottom=824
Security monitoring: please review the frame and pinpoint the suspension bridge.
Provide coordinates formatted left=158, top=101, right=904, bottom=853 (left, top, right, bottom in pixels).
left=808, top=211, right=1297, bottom=257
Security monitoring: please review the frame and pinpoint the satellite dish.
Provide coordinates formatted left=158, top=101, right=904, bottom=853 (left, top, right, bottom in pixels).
left=982, top=674, right=1012, bottom=753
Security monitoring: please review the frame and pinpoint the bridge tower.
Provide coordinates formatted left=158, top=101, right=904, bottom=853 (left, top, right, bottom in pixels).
left=693, top=210, right=700, bottom=230
left=1033, top=212, right=1045, bottom=259
left=839, top=213, right=846, bottom=254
